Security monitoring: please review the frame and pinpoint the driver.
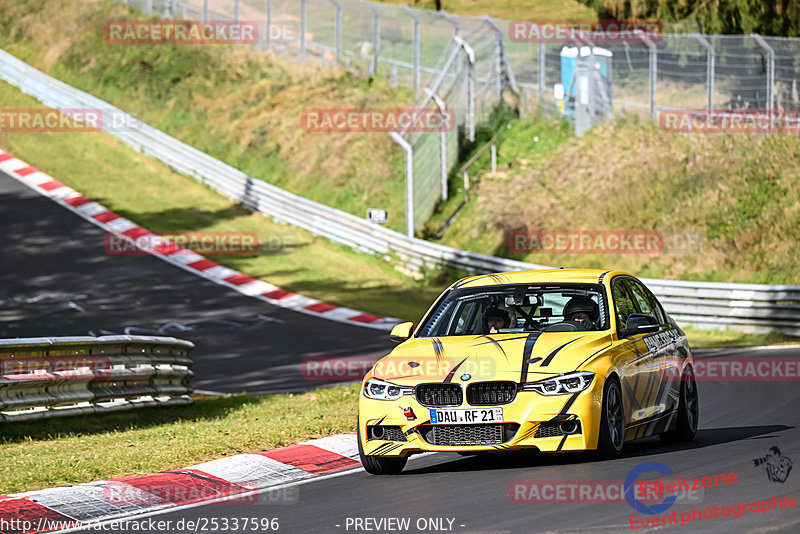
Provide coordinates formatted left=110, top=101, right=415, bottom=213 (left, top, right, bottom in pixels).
left=482, top=307, right=510, bottom=334
left=563, top=296, right=599, bottom=330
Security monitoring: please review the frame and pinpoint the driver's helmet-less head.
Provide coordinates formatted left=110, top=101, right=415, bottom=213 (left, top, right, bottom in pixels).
left=563, top=296, right=599, bottom=324
left=482, top=307, right=510, bottom=331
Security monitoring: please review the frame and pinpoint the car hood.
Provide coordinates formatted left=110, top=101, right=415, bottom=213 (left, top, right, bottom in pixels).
left=373, top=331, right=612, bottom=383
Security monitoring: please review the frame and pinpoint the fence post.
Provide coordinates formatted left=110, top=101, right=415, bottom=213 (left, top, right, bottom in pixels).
left=692, top=33, right=715, bottom=112
left=265, top=0, right=272, bottom=51
left=203, top=0, right=209, bottom=20
left=636, top=30, right=658, bottom=122
left=389, top=132, right=415, bottom=238
left=235, top=0, right=240, bottom=22
left=455, top=36, right=476, bottom=142
left=483, top=15, right=504, bottom=101
left=752, top=34, right=775, bottom=112
left=362, top=1, right=381, bottom=76
left=330, top=0, right=342, bottom=62
left=300, top=0, right=307, bottom=58
left=440, top=10, right=458, bottom=36
left=538, top=40, right=545, bottom=104
left=426, top=90, right=449, bottom=201
left=403, top=6, right=421, bottom=94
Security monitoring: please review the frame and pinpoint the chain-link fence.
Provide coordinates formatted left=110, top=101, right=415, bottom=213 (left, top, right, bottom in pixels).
left=116, top=0, right=800, bottom=235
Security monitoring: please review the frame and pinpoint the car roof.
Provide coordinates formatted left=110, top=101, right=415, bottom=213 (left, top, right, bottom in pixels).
left=450, top=269, right=631, bottom=289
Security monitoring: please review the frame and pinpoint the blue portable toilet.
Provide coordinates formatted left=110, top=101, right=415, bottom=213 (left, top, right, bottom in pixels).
left=558, top=46, right=613, bottom=118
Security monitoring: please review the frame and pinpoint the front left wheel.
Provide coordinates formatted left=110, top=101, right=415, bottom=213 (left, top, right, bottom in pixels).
left=596, top=377, right=625, bottom=459
left=357, top=419, right=407, bottom=475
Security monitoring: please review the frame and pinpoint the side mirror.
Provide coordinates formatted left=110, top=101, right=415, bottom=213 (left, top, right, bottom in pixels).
left=622, top=314, right=660, bottom=337
left=389, top=322, right=414, bottom=343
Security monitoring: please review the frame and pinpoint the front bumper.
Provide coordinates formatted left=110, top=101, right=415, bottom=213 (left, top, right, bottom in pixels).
left=358, top=376, right=605, bottom=457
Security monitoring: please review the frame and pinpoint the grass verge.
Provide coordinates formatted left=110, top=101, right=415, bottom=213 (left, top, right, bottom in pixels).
left=0, top=385, right=359, bottom=495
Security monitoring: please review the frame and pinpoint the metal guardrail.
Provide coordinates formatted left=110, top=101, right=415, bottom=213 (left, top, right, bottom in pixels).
left=0, top=335, right=193, bottom=422
left=0, top=49, right=798, bottom=336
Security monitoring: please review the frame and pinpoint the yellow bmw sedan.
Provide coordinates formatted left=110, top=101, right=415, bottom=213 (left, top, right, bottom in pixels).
left=358, top=269, right=698, bottom=474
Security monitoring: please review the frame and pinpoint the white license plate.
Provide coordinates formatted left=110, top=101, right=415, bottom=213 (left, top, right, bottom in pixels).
left=429, top=407, right=503, bottom=424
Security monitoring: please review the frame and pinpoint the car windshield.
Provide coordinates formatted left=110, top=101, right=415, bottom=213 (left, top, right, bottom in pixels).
left=416, top=283, right=609, bottom=337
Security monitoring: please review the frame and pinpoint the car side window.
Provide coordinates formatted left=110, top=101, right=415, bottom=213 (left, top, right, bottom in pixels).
left=625, top=279, right=656, bottom=318
left=640, top=283, right=667, bottom=325
left=611, top=278, right=637, bottom=330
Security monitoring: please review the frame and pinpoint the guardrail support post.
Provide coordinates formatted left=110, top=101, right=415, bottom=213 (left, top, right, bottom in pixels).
left=752, top=34, right=775, bottom=112
left=390, top=132, right=415, bottom=238
left=203, top=0, right=209, bottom=20
left=235, top=0, right=241, bottom=22
left=693, top=33, right=715, bottom=112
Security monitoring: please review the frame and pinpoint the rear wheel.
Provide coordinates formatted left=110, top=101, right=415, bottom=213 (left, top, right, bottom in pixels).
left=357, top=419, right=407, bottom=475
left=596, top=377, right=624, bottom=459
left=660, top=368, right=699, bottom=443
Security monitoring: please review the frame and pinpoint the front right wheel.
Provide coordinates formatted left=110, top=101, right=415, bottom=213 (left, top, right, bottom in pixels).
left=357, top=419, right=407, bottom=475
left=660, top=367, right=699, bottom=443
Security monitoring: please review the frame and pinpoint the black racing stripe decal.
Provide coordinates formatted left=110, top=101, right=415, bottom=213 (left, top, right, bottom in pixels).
left=540, top=338, right=582, bottom=367
left=556, top=434, right=569, bottom=451
left=375, top=415, right=387, bottom=426
left=473, top=335, right=530, bottom=344
left=443, top=357, right=469, bottom=383
left=552, top=392, right=581, bottom=419
left=452, top=277, right=476, bottom=290
left=519, top=332, right=543, bottom=383
left=368, top=443, right=394, bottom=455
left=432, top=338, right=445, bottom=360
left=622, top=379, right=642, bottom=411
left=576, top=343, right=612, bottom=371
left=598, top=270, right=611, bottom=283
left=474, top=335, right=508, bottom=361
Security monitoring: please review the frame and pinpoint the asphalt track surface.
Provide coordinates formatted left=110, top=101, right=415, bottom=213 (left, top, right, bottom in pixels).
left=78, top=346, right=799, bottom=534
left=0, top=168, right=394, bottom=394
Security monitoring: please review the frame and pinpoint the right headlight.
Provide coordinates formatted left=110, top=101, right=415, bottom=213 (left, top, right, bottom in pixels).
left=521, top=371, right=595, bottom=396
left=363, top=378, right=414, bottom=401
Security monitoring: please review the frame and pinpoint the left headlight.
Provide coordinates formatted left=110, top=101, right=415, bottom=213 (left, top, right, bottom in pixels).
left=522, top=371, right=595, bottom=396
left=363, top=378, right=415, bottom=401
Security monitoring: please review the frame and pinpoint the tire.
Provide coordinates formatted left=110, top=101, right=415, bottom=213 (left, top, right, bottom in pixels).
left=660, top=368, right=699, bottom=443
left=596, top=377, right=625, bottom=459
left=357, top=419, right=407, bottom=475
